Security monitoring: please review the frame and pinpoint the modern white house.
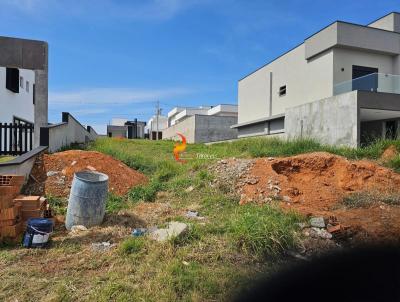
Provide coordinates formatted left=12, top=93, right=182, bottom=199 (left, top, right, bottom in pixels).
left=107, top=118, right=146, bottom=139
left=163, top=104, right=238, bottom=143
left=234, top=12, right=400, bottom=146
left=0, top=67, right=35, bottom=125
left=146, top=115, right=168, bottom=140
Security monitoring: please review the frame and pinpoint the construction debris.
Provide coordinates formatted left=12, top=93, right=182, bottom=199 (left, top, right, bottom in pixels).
left=149, top=221, right=188, bottom=242
left=91, top=241, right=115, bottom=252
left=310, top=217, right=325, bottom=228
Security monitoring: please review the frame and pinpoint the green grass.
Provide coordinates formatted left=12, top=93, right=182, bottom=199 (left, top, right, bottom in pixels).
left=46, top=195, right=68, bottom=215
left=229, top=204, right=303, bottom=256
left=105, top=193, right=128, bottom=213
left=0, top=156, right=14, bottom=163
left=119, top=237, right=146, bottom=254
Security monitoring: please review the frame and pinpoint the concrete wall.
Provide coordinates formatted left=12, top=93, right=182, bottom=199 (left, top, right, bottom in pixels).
left=163, top=115, right=238, bottom=143
left=163, top=116, right=196, bottom=142
left=0, top=146, right=47, bottom=181
left=368, top=12, right=400, bottom=33
left=194, top=115, right=237, bottom=143
left=285, top=91, right=359, bottom=147
left=46, top=113, right=96, bottom=152
left=0, top=67, right=35, bottom=123
left=238, top=44, right=334, bottom=124
left=305, top=21, right=400, bottom=60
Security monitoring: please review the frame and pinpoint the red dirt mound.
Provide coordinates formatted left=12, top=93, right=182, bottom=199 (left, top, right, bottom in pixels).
left=27, top=150, right=147, bottom=197
left=240, top=152, right=400, bottom=240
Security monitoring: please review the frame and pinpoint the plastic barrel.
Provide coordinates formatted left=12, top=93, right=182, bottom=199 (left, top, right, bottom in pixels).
left=65, top=171, right=109, bottom=230
left=23, top=218, right=54, bottom=248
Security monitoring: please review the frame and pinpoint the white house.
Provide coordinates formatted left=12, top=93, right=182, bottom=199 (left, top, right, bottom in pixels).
left=0, top=67, right=35, bottom=125
left=163, top=104, right=238, bottom=143
left=146, top=115, right=168, bottom=140
left=234, top=12, right=400, bottom=146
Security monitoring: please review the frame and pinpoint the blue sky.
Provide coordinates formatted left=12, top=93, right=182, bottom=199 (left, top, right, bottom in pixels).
left=0, top=0, right=398, bottom=133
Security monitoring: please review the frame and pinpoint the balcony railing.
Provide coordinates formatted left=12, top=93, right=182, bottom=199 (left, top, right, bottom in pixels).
left=333, top=73, right=400, bottom=96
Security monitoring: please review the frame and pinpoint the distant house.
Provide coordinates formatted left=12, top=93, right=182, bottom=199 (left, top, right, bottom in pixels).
left=107, top=118, right=146, bottom=139
left=163, top=104, right=238, bottom=143
left=146, top=115, right=168, bottom=140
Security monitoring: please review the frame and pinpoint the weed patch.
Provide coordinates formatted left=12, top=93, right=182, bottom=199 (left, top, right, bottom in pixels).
left=229, top=204, right=302, bottom=257
left=119, top=237, right=145, bottom=255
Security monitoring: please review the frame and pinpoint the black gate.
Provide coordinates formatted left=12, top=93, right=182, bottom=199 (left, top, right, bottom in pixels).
left=0, top=123, right=34, bottom=156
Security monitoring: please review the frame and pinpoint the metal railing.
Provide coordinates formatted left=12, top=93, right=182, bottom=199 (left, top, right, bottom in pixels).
left=0, top=123, right=34, bottom=156
left=333, top=73, right=400, bottom=95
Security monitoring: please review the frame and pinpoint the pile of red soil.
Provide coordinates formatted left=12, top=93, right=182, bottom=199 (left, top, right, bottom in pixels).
left=241, top=152, right=400, bottom=240
left=27, top=150, right=147, bottom=197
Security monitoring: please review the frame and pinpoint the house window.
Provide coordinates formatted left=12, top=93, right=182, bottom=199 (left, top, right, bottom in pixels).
left=26, top=81, right=29, bottom=92
left=279, top=85, right=286, bottom=96
left=6, top=68, right=19, bottom=93
left=20, top=76, right=24, bottom=88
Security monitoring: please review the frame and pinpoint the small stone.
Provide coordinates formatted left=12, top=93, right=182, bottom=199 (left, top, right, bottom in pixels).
left=267, top=157, right=274, bottom=161
left=69, top=225, right=88, bottom=235
left=282, top=195, right=291, bottom=202
left=91, top=242, right=114, bottom=252
left=71, top=161, right=77, bottom=166
left=86, top=165, right=96, bottom=171
left=168, top=221, right=188, bottom=238
left=246, top=178, right=258, bottom=185
left=272, top=185, right=281, bottom=192
left=310, top=227, right=332, bottom=239
left=310, top=217, right=325, bottom=228
left=295, top=222, right=308, bottom=229
left=182, top=261, right=189, bottom=266
left=185, top=186, right=194, bottom=193
left=149, top=221, right=188, bottom=242
left=46, top=171, right=58, bottom=177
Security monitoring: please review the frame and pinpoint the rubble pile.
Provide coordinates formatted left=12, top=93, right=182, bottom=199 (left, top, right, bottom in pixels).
left=209, top=158, right=256, bottom=195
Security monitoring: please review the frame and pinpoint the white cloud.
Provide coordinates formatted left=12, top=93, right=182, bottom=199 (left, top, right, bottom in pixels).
left=49, top=87, right=194, bottom=105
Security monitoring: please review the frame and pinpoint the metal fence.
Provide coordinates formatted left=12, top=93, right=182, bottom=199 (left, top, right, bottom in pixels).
left=0, top=123, right=34, bottom=156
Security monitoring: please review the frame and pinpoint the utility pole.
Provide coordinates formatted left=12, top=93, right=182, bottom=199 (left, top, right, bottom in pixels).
left=156, top=100, right=159, bottom=140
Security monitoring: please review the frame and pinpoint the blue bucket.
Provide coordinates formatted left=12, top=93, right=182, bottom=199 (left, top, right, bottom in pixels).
left=23, top=218, right=54, bottom=248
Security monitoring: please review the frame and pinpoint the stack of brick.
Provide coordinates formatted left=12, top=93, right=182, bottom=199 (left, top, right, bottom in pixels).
left=13, top=195, right=48, bottom=222
left=0, top=175, right=25, bottom=238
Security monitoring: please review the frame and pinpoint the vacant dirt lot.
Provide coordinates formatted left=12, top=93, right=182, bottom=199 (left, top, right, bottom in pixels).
left=213, top=152, right=400, bottom=242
